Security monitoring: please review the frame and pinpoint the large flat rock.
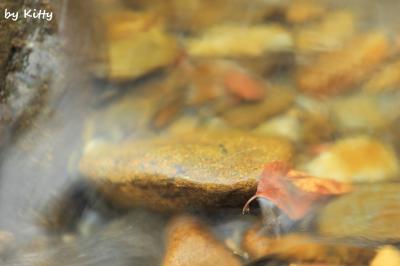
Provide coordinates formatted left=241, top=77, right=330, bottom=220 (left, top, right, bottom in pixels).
left=79, top=130, right=293, bottom=210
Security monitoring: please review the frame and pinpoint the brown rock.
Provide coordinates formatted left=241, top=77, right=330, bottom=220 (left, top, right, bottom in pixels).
left=295, top=10, right=355, bottom=54
left=102, top=11, right=179, bottom=81
left=186, top=24, right=293, bottom=58
left=242, top=224, right=374, bottom=264
left=303, top=136, right=399, bottom=183
left=296, top=33, right=389, bottom=96
left=162, top=216, right=242, bottom=266
left=127, top=0, right=277, bottom=32
left=364, top=59, right=400, bottom=93
left=317, top=183, right=400, bottom=242
left=79, top=130, right=293, bottom=210
left=221, top=86, right=294, bottom=129
left=331, top=95, right=389, bottom=133
left=286, top=1, right=326, bottom=24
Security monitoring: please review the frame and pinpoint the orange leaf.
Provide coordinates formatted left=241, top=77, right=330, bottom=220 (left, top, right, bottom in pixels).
left=287, top=170, right=352, bottom=195
left=223, top=68, right=266, bottom=101
left=243, top=161, right=352, bottom=220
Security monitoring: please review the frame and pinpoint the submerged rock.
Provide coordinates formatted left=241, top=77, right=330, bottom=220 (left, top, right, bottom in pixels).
left=186, top=24, right=293, bottom=58
left=317, top=183, right=400, bottom=242
left=286, top=0, right=326, bottom=24
left=162, top=216, right=242, bottom=266
left=295, top=10, right=355, bottom=54
left=364, top=59, right=400, bottom=93
left=242, top=224, right=374, bottom=264
left=296, top=32, right=389, bottom=96
left=303, top=136, right=399, bottom=183
left=101, top=11, right=179, bottom=81
left=221, top=86, right=294, bottom=129
left=331, top=95, right=388, bottom=133
left=371, top=246, right=400, bottom=266
left=79, top=130, right=293, bottom=210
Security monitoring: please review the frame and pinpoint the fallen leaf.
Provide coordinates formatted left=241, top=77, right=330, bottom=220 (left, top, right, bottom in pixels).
left=243, top=161, right=351, bottom=220
left=223, top=67, right=266, bottom=101
left=288, top=170, right=352, bottom=195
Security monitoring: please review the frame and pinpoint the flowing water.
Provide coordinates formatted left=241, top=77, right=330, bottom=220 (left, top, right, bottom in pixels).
left=1, top=0, right=400, bottom=265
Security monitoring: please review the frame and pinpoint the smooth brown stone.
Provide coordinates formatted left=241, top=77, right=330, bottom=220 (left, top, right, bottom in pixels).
left=79, top=130, right=293, bottom=210
left=221, top=86, right=294, bottom=129
left=102, top=11, right=179, bottom=81
left=296, top=33, right=389, bottom=96
left=242, top=224, right=374, bottom=264
left=295, top=10, right=355, bottom=54
left=186, top=24, right=293, bottom=58
left=162, top=216, right=242, bottom=266
left=317, top=183, right=400, bottom=242
left=286, top=0, right=326, bottom=24
left=303, top=136, right=399, bottom=183
left=364, top=59, right=400, bottom=93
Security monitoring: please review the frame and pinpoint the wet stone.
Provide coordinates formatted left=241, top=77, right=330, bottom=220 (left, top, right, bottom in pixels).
left=296, top=32, right=389, bottom=96
left=371, top=246, right=400, bottom=266
left=286, top=0, right=326, bottom=24
left=162, top=216, right=242, bottom=266
left=221, top=86, right=295, bottom=129
left=79, top=129, right=293, bottom=210
left=100, top=11, right=179, bottom=81
left=186, top=24, right=293, bottom=58
left=364, top=59, right=400, bottom=93
left=317, top=183, right=400, bottom=242
left=295, top=10, right=355, bottom=54
left=242, top=224, right=374, bottom=264
left=303, top=136, right=399, bottom=183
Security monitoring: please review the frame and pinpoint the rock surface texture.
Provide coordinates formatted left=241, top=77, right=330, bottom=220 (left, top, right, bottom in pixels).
left=79, top=130, right=293, bottom=210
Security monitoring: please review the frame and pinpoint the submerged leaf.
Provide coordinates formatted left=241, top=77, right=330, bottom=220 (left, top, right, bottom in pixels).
left=243, top=161, right=351, bottom=220
left=222, top=67, right=266, bottom=101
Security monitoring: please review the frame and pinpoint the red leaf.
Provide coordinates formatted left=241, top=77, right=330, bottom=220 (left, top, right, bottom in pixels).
left=223, top=67, right=266, bottom=101
left=243, top=161, right=352, bottom=220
